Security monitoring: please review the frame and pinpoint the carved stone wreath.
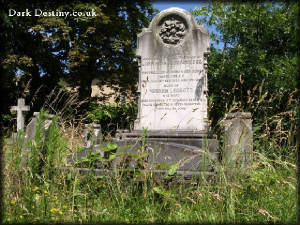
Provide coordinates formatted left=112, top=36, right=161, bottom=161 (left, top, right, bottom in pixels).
left=159, top=16, right=186, bottom=45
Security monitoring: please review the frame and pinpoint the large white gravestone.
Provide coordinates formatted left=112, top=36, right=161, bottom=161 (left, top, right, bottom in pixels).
left=93, top=8, right=219, bottom=174
left=134, top=8, right=210, bottom=131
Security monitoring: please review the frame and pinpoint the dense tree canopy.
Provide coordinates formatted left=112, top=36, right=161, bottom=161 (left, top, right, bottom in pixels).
left=0, top=0, right=155, bottom=130
left=191, top=1, right=299, bottom=131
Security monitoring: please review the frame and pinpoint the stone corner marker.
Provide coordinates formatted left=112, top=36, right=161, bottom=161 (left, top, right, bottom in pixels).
left=223, top=112, right=253, bottom=170
left=10, top=98, right=30, bottom=132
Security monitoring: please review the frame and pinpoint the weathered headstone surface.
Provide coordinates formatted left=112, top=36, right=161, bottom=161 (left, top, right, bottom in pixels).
left=223, top=112, right=253, bottom=171
left=10, top=98, right=30, bottom=132
left=21, top=112, right=54, bottom=168
left=25, top=112, right=54, bottom=141
left=134, top=7, right=210, bottom=131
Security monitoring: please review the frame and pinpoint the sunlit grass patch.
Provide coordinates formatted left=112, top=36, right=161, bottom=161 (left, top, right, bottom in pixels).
left=2, top=108, right=298, bottom=224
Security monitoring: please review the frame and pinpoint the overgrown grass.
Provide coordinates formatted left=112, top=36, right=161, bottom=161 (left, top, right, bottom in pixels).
left=2, top=95, right=298, bottom=224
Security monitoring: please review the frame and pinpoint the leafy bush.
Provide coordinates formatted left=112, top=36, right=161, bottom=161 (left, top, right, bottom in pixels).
left=191, top=2, right=299, bottom=138
left=86, top=102, right=137, bottom=136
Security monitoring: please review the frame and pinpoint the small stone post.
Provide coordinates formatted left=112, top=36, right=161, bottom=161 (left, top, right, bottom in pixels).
left=92, top=123, right=102, bottom=145
left=82, top=124, right=90, bottom=147
left=223, top=112, right=253, bottom=173
left=82, top=123, right=102, bottom=148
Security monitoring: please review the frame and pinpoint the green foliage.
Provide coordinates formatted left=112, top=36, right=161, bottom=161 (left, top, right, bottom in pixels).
left=0, top=0, right=154, bottom=127
left=77, top=152, right=102, bottom=169
left=86, top=102, right=137, bottom=136
left=2, top=113, right=298, bottom=224
left=1, top=113, right=14, bottom=133
left=167, top=163, right=179, bottom=176
left=75, top=142, right=121, bottom=169
left=101, top=142, right=118, bottom=152
left=8, top=109, right=67, bottom=185
left=191, top=2, right=299, bottom=134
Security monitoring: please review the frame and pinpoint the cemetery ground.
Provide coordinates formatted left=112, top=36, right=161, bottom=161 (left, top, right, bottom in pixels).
left=2, top=100, right=298, bottom=224
left=1, top=2, right=298, bottom=224
left=2, top=5, right=299, bottom=223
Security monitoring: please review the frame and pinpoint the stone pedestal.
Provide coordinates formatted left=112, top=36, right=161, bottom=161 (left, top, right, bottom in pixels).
left=223, top=112, right=253, bottom=171
left=115, top=129, right=218, bottom=152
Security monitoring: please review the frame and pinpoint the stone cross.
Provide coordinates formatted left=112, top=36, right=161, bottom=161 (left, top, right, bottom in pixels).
left=11, top=98, right=30, bottom=132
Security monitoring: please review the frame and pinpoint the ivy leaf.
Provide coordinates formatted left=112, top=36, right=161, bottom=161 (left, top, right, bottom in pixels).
left=168, top=163, right=179, bottom=176
left=108, top=154, right=116, bottom=161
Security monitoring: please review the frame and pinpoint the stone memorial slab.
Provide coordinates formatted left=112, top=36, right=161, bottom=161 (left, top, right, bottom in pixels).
left=20, top=112, right=55, bottom=168
left=112, top=140, right=217, bottom=171
left=69, top=8, right=220, bottom=176
left=112, top=8, right=219, bottom=173
left=134, top=8, right=210, bottom=132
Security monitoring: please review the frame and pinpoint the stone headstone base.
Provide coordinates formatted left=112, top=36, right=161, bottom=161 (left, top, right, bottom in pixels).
left=116, top=129, right=218, bottom=151
left=59, top=166, right=217, bottom=184
left=67, top=130, right=219, bottom=174
left=113, top=129, right=219, bottom=172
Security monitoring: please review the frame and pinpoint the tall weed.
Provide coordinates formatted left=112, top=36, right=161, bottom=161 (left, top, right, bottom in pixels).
left=2, top=84, right=298, bottom=223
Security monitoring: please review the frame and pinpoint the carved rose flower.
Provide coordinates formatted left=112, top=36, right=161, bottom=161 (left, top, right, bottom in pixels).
left=159, top=17, right=186, bottom=45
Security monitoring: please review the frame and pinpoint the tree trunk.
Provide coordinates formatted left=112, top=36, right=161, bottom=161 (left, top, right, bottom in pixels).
left=77, top=77, right=93, bottom=115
